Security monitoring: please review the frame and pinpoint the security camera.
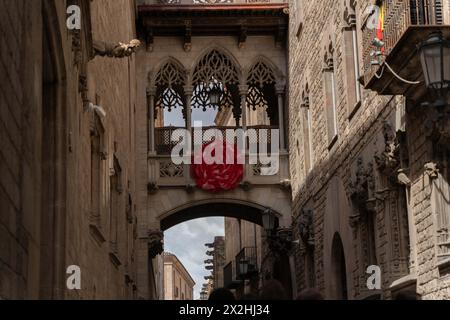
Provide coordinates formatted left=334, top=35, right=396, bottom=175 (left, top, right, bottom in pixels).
left=372, top=37, right=385, bottom=48
left=370, top=50, right=383, bottom=57
left=88, top=102, right=107, bottom=118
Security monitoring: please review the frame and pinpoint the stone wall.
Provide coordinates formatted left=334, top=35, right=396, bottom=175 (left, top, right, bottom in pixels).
left=288, top=0, right=450, bottom=299
left=0, top=0, right=139, bottom=300
left=0, top=0, right=42, bottom=299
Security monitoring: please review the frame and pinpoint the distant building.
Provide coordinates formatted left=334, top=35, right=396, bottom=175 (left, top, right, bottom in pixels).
left=206, top=236, right=226, bottom=289
left=200, top=278, right=215, bottom=300
left=163, top=253, right=195, bottom=300
left=200, top=236, right=226, bottom=299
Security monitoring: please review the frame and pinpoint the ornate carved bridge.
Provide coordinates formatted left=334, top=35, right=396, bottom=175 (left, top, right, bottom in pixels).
left=134, top=0, right=291, bottom=299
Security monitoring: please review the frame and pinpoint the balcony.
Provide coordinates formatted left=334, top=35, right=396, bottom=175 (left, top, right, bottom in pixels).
left=224, top=261, right=241, bottom=289
left=362, top=0, right=450, bottom=97
left=235, top=247, right=258, bottom=280
left=148, top=125, right=289, bottom=188
left=154, top=125, right=277, bottom=155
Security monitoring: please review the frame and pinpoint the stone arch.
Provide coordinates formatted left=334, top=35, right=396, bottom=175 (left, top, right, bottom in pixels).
left=188, top=45, right=243, bottom=80
left=190, top=47, right=242, bottom=114
left=323, top=176, right=355, bottom=299
left=152, top=58, right=187, bottom=113
left=159, top=198, right=283, bottom=231
left=245, top=56, right=282, bottom=124
left=149, top=56, right=187, bottom=88
left=148, top=187, right=291, bottom=230
left=245, top=55, right=285, bottom=86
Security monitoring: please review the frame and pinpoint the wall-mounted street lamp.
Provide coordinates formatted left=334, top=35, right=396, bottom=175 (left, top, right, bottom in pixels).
left=261, top=208, right=293, bottom=254
left=262, top=208, right=277, bottom=232
left=419, top=32, right=450, bottom=108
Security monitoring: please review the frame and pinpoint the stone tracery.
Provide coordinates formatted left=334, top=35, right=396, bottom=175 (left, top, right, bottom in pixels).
left=246, top=61, right=277, bottom=116
left=151, top=50, right=283, bottom=128
left=191, top=49, right=240, bottom=112
left=155, top=61, right=186, bottom=112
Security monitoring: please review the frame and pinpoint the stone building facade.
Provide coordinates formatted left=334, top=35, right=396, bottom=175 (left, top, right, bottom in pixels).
left=163, top=252, right=195, bottom=300
left=204, top=236, right=226, bottom=290
left=0, top=0, right=139, bottom=299
left=224, top=218, right=263, bottom=297
left=288, top=0, right=450, bottom=299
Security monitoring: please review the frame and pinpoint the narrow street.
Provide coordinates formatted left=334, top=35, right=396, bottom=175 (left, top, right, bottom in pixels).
left=0, top=0, right=449, bottom=303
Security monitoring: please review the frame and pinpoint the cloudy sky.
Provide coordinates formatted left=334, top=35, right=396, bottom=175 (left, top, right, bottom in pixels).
left=164, top=217, right=225, bottom=300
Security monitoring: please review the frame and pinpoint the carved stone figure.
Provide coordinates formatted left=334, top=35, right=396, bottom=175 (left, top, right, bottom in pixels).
left=93, top=39, right=141, bottom=58
left=148, top=230, right=164, bottom=258
left=397, top=168, right=411, bottom=186
left=424, top=162, right=439, bottom=179
left=374, top=122, right=400, bottom=176
left=349, top=158, right=376, bottom=231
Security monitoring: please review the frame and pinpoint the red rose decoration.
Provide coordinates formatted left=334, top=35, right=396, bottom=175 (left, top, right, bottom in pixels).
left=191, top=140, right=244, bottom=193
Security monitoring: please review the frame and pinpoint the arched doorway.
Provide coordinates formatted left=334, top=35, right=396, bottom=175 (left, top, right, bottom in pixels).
left=157, top=201, right=291, bottom=300
left=331, top=233, right=348, bottom=300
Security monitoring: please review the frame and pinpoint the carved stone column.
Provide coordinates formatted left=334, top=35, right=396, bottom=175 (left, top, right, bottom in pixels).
left=276, top=85, right=286, bottom=152
left=239, top=85, right=248, bottom=130
left=183, top=85, right=194, bottom=185
left=183, top=85, right=193, bottom=133
left=147, top=88, right=156, bottom=154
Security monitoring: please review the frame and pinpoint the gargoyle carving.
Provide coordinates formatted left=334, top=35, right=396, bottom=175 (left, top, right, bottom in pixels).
left=374, top=122, right=400, bottom=176
left=148, top=230, right=164, bottom=258
left=93, top=39, right=141, bottom=58
left=424, top=162, right=439, bottom=180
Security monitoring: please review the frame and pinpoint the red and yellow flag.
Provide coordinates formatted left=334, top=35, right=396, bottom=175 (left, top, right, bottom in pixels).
left=376, top=3, right=385, bottom=51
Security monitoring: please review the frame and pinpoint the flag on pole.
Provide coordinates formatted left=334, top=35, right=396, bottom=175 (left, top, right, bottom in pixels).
left=376, top=3, right=385, bottom=52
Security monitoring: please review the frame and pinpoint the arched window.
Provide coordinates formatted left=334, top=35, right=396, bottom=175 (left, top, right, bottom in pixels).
left=246, top=61, right=277, bottom=124
left=155, top=61, right=186, bottom=112
left=154, top=61, right=187, bottom=153
left=191, top=49, right=240, bottom=114
left=343, top=0, right=362, bottom=118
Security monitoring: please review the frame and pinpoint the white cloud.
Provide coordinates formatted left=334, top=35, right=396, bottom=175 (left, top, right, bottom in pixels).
left=164, top=217, right=225, bottom=300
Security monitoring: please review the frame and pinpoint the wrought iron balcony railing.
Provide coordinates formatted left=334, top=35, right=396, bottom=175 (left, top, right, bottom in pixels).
left=154, top=125, right=278, bottom=156
left=362, top=0, right=447, bottom=94
left=148, top=125, right=290, bottom=189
